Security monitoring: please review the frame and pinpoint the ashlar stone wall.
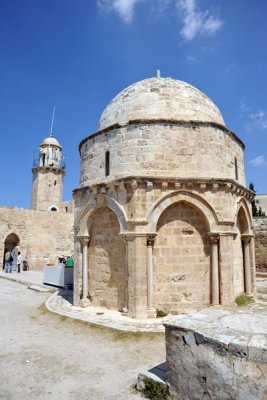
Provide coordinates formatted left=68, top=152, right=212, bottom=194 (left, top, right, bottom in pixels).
left=154, top=202, right=211, bottom=314
left=254, top=217, right=267, bottom=272
left=79, top=123, right=245, bottom=188
left=88, top=207, right=126, bottom=310
left=32, top=167, right=64, bottom=211
left=0, top=206, right=74, bottom=270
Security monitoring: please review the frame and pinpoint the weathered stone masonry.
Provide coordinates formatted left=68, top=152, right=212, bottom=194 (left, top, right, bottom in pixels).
left=74, top=77, right=256, bottom=319
left=254, top=217, right=267, bottom=272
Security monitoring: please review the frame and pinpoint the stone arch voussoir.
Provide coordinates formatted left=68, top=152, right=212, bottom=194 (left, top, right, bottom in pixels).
left=147, top=190, right=219, bottom=232
left=77, top=194, right=128, bottom=237
left=234, top=198, right=253, bottom=234
left=3, top=231, right=21, bottom=245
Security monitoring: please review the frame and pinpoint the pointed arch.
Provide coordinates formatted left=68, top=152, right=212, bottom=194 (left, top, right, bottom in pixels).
left=147, top=190, right=219, bottom=233
left=4, top=232, right=20, bottom=247
left=234, top=198, right=253, bottom=234
left=77, top=194, right=128, bottom=237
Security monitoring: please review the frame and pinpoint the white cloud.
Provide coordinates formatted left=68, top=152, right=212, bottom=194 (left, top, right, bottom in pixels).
left=249, top=156, right=267, bottom=167
left=250, top=110, right=267, bottom=130
left=97, top=0, right=142, bottom=24
left=239, top=100, right=267, bottom=131
left=155, top=0, right=173, bottom=13
left=176, top=0, right=223, bottom=41
left=224, top=62, right=238, bottom=74
left=187, top=54, right=197, bottom=62
left=97, top=0, right=223, bottom=41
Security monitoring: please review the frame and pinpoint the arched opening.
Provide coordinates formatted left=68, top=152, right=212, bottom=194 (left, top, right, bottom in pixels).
left=153, top=201, right=211, bottom=314
left=88, top=206, right=126, bottom=311
left=50, top=206, right=58, bottom=212
left=3, top=233, right=20, bottom=271
left=233, top=207, right=248, bottom=296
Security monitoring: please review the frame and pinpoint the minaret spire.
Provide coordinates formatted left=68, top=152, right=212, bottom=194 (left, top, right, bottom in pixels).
left=50, top=106, right=56, bottom=138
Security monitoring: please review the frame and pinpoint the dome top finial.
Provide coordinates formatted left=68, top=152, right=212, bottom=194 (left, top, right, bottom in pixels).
left=156, top=69, right=161, bottom=78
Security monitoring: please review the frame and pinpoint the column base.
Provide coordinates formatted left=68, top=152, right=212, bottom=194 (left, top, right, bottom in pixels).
left=147, top=307, right=156, bottom=318
left=79, top=298, right=90, bottom=308
left=122, top=307, right=128, bottom=316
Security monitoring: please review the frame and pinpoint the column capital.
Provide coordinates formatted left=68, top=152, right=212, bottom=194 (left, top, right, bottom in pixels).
left=147, top=234, right=157, bottom=247
left=208, top=232, right=220, bottom=244
left=119, top=232, right=157, bottom=242
left=77, top=235, right=90, bottom=246
left=241, top=234, right=254, bottom=243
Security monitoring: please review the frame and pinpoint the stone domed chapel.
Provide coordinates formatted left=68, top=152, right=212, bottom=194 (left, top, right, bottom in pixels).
left=74, top=76, right=255, bottom=319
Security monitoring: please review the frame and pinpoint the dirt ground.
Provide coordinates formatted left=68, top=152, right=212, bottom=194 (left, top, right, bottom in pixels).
left=0, top=279, right=165, bottom=400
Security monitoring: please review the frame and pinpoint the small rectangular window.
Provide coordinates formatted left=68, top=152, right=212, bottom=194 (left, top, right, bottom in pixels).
left=105, top=151, right=110, bottom=176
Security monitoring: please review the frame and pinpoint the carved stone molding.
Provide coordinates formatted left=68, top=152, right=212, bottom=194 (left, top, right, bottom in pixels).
left=77, top=235, right=90, bottom=246
left=208, top=232, right=220, bottom=244
left=73, top=177, right=254, bottom=202
left=241, top=234, right=254, bottom=243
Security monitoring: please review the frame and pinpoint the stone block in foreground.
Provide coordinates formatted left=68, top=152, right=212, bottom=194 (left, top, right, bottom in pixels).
left=164, top=308, right=267, bottom=400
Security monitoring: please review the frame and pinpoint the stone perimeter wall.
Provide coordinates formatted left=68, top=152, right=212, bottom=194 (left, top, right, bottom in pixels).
left=254, top=217, right=267, bottom=272
left=0, top=206, right=74, bottom=270
left=80, top=123, right=245, bottom=187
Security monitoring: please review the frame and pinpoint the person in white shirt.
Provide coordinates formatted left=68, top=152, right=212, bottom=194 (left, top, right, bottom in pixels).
left=17, top=251, right=21, bottom=273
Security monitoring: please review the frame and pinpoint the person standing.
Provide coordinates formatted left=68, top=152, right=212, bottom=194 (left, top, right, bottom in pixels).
left=17, top=251, right=21, bottom=273
left=66, top=256, right=74, bottom=267
left=4, top=250, right=12, bottom=273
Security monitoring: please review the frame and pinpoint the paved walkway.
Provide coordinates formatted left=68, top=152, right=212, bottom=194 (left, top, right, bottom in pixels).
left=0, top=269, right=55, bottom=291
left=1, top=270, right=267, bottom=333
left=0, top=270, right=171, bottom=332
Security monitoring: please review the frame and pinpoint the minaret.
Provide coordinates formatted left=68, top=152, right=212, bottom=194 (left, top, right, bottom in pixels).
left=31, top=111, right=65, bottom=211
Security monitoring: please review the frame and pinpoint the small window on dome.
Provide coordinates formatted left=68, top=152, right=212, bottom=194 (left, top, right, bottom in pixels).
left=50, top=206, right=58, bottom=212
left=105, top=151, right=110, bottom=177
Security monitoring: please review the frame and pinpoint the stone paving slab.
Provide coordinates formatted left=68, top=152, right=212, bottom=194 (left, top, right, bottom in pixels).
left=0, top=270, right=56, bottom=292
left=28, top=284, right=51, bottom=292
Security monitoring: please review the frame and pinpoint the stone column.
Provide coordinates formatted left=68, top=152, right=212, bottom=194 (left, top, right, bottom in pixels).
left=124, top=234, right=148, bottom=319
left=242, top=235, right=252, bottom=295
left=120, top=235, right=129, bottom=314
left=219, top=233, right=236, bottom=305
left=249, top=236, right=256, bottom=295
left=147, top=236, right=156, bottom=317
left=208, top=233, right=220, bottom=306
left=79, top=235, right=90, bottom=307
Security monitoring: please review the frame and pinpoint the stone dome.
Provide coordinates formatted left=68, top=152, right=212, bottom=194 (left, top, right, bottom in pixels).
left=41, top=137, right=62, bottom=149
left=98, top=77, right=225, bottom=130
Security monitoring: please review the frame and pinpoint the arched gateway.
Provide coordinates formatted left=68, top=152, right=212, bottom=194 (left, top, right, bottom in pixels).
left=3, top=233, right=20, bottom=271
left=74, top=76, right=255, bottom=318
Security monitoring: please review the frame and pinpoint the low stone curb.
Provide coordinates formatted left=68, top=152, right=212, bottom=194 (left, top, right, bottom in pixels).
left=45, top=291, right=172, bottom=333
left=0, top=272, right=57, bottom=292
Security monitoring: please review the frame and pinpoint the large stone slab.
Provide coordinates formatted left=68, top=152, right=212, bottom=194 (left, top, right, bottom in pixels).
left=164, top=307, right=267, bottom=400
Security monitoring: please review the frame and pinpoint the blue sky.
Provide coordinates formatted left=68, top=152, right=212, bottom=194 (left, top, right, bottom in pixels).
left=0, top=0, right=267, bottom=207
